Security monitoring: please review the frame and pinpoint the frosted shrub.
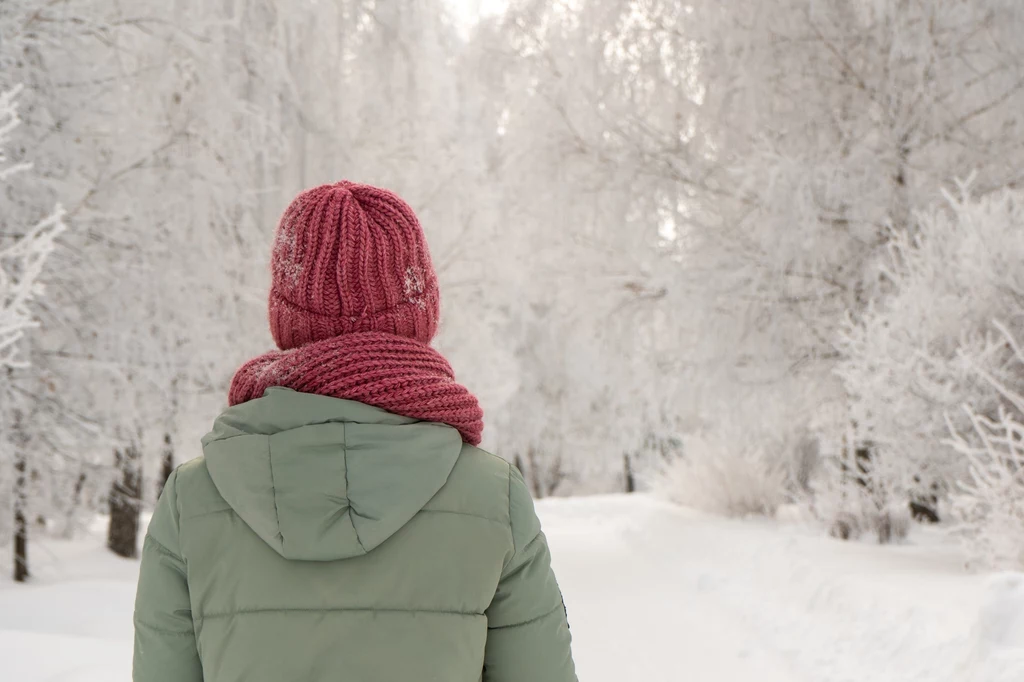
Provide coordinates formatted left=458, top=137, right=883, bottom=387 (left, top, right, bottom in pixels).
left=835, top=183, right=1024, bottom=541
left=812, top=457, right=912, bottom=544
left=657, top=432, right=792, bottom=517
left=947, top=369, right=1024, bottom=570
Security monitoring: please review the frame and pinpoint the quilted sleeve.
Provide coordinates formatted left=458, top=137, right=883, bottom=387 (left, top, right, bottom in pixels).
left=132, top=469, right=203, bottom=682
left=483, top=465, right=577, bottom=682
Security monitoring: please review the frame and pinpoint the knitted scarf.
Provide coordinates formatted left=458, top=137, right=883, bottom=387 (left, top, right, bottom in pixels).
left=229, top=332, right=484, bottom=445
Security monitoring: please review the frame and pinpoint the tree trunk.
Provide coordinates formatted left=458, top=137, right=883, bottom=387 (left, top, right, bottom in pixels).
left=13, top=453, right=29, bottom=582
left=157, top=432, right=174, bottom=499
left=158, top=375, right=180, bottom=500
left=108, top=442, right=142, bottom=559
left=10, top=400, right=30, bottom=582
left=623, top=454, right=636, bottom=493
left=62, top=472, right=88, bottom=539
left=525, top=447, right=544, bottom=499
left=892, top=134, right=912, bottom=234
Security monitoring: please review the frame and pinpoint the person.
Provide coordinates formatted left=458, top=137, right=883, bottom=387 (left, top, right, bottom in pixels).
left=131, top=182, right=577, bottom=682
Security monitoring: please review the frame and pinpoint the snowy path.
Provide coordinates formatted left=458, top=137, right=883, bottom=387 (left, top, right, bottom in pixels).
left=547, top=495, right=1024, bottom=682
left=547, top=497, right=800, bottom=681
left=2, top=494, right=1023, bottom=681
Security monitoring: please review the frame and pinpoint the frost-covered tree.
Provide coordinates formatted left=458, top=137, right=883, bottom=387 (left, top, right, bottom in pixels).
left=673, top=0, right=1024, bottom=450
left=948, top=398, right=1024, bottom=570
left=0, top=0, right=290, bottom=561
left=499, top=0, right=1024, bottom=510
left=0, top=89, right=64, bottom=370
left=8, top=0, right=1023, bottom=562
left=460, top=1, right=698, bottom=491
left=837, top=186, right=1024, bottom=559
left=0, top=85, right=66, bottom=582
left=482, top=0, right=1024, bottom=508
left=84, top=0, right=290, bottom=557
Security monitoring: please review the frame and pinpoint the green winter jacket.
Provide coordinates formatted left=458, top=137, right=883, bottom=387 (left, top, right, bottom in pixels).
left=132, top=387, right=576, bottom=682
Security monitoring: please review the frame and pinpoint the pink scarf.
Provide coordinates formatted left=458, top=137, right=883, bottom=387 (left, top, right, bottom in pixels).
left=229, top=332, right=484, bottom=445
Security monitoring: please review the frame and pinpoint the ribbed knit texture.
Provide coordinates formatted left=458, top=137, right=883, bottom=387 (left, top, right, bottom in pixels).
left=269, top=181, right=439, bottom=350
left=229, top=332, right=484, bottom=445
left=231, top=181, right=484, bottom=445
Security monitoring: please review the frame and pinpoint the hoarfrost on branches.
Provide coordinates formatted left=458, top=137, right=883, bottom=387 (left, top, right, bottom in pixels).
left=0, top=87, right=65, bottom=369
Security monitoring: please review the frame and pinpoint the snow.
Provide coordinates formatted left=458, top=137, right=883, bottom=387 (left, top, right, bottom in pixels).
left=0, top=525, right=138, bottom=681
left=2, top=495, right=1023, bottom=681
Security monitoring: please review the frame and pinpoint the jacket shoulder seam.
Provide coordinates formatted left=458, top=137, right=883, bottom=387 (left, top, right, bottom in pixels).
left=179, top=506, right=234, bottom=521
left=506, top=461, right=516, bottom=561
left=488, top=602, right=563, bottom=631
left=343, top=424, right=369, bottom=554
left=417, top=508, right=507, bottom=526
left=266, top=438, right=284, bottom=545
left=152, top=469, right=186, bottom=561
left=133, top=617, right=194, bottom=636
left=143, top=532, right=182, bottom=561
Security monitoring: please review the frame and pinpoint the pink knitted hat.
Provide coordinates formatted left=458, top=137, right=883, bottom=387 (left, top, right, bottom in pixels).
left=268, top=181, right=440, bottom=350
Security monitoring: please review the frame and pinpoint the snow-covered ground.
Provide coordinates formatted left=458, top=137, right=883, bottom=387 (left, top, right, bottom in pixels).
left=1, top=494, right=1023, bottom=681
left=552, top=496, right=1024, bottom=682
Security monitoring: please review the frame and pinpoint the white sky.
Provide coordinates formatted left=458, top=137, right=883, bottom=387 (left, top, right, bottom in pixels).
left=444, top=0, right=509, bottom=38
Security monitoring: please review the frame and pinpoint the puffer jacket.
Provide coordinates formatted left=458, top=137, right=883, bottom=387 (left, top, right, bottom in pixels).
left=132, top=387, right=576, bottom=682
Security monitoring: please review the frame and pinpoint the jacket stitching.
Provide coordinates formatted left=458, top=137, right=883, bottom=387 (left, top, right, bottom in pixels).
left=502, top=462, right=516, bottom=572
left=144, top=533, right=182, bottom=562
left=417, top=509, right=506, bottom=526
left=180, top=507, right=506, bottom=527
left=517, top=532, right=544, bottom=558
left=134, top=618, right=195, bottom=636
left=343, top=424, right=369, bottom=554
left=195, top=606, right=481, bottom=622
left=507, top=463, right=514, bottom=552
left=487, top=603, right=562, bottom=631
left=204, top=414, right=435, bottom=442
left=168, top=469, right=182, bottom=539
left=180, top=506, right=234, bottom=521
left=495, top=532, right=544, bottom=583
left=266, top=438, right=284, bottom=544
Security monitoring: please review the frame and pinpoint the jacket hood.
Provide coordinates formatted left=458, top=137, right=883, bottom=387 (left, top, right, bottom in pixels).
left=201, top=387, right=463, bottom=561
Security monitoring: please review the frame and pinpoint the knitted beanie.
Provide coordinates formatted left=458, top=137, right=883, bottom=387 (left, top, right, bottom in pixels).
left=268, top=181, right=440, bottom=350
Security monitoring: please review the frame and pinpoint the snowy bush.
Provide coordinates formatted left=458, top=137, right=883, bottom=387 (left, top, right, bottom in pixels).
left=655, top=369, right=827, bottom=518
left=836, top=183, right=1024, bottom=556
left=947, top=373, right=1024, bottom=570
left=811, top=452, right=912, bottom=544
left=656, top=430, right=804, bottom=518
